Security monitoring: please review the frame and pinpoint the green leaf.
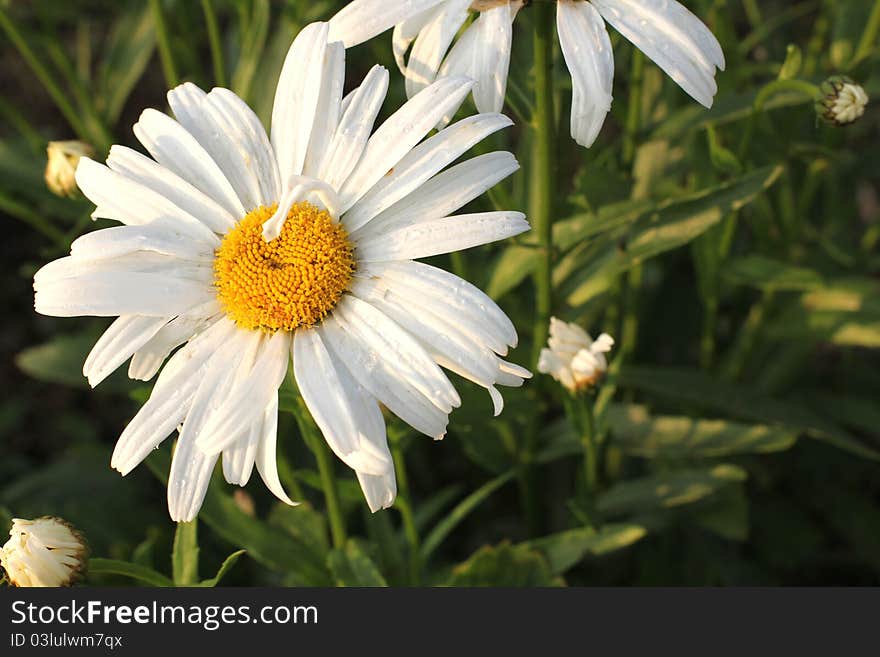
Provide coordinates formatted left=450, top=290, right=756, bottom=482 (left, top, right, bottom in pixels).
left=723, top=255, right=826, bottom=291
left=445, top=542, right=563, bottom=586
left=88, top=558, right=173, bottom=587
left=16, top=331, right=95, bottom=389
left=617, top=366, right=880, bottom=461
left=597, top=465, right=747, bottom=517
left=327, top=539, right=387, bottom=587
left=606, top=404, right=797, bottom=458
left=695, top=486, right=750, bottom=542
left=561, top=166, right=785, bottom=306
left=528, top=524, right=647, bottom=574
left=198, top=550, right=246, bottom=587
left=778, top=44, right=803, bottom=80
left=172, top=520, right=199, bottom=586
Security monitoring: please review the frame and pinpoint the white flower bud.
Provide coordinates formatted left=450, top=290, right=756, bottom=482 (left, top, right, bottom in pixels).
left=1, top=516, right=88, bottom=587
left=44, top=140, right=94, bottom=198
left=817, top=76, right=868, bottom=126
left=537, top=317, right=614, bottom=393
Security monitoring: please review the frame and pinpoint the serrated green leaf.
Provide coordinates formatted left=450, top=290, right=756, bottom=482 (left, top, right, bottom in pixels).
left=598, top=465, right=747, bottom=517
left=328, top=539, right=387, bottom=587
left=445, top=542, right=563, bottom=586
left=607, top=404, right=797, bottom=458
left=528, top=524, right=647, bottom=574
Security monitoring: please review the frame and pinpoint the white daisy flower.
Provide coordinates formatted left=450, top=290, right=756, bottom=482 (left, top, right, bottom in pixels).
left=328, top=0, right=725, bottom=147
left=33, top=22, right=531, bottom=521
left=537, top=317, right=613, bottom=392
left=1, top=517, right=88, bottom=587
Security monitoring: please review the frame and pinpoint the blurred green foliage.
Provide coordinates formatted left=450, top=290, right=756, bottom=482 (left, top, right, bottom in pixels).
left=0, top=0, right=878, bottom=586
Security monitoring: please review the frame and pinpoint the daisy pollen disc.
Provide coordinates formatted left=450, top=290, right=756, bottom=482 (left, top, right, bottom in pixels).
left=214, top=201, right=354, bottom=332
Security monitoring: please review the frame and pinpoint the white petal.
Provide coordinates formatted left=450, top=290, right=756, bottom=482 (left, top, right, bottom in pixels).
left=75, top=158, right=220, bottom=245
left=133, top=108, right=246, bottom=217
left=392, top=7, right=439, bottom=73
left=336, top=76, right=475, bottom=212
left=128, top=315, right=208, bottom=381
left=342, top=112, right=513, bottom=232
left=196, top=331, right=291, bottom=454
left=83, top=315, right=169, bottom=387
left=254, top=393, right=297, bottom=506
left=316, top=65, right=389, bottom=192
left=69, top=222, right=214, bottom=263
left=172, top=85, right=281, bottom=209
left=591, top=0, right=722, bottom=107
left=35, top=270, right=214, bottom=318
left=357, top=210, right=528, bottom=262
left=557, top=0, right=614, bottom=148
left=303, top=42, right=346, bottom=179
left=354, top=151, right=520, bottom=239
left=470, top=3, right=513, bottom=114
left=110, top=318, right=235, bottom=475
left=336, top=296, right=459, bottom=412
left=106, top=145, right=235, bottom=235
left=321, top=306, right=450, bottom=439
left=360, top=260, right=518, bottom=352
left=271, top=22, right=329, bottom=183
left=294, top=329, right=392, bottom=476
left=404, top=0, right=471, bottom=98
left=357, top=470, right=398, bottom=513
left=328, top=0, right=447, bottom=48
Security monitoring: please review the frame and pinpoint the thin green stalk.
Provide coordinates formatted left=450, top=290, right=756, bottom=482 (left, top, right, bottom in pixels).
left=737, top=79, right=819, bottom=161
left=720, top=291, right=775, bottom=381
left=576, top=395, right=598, bottom=496
left=0, top=190, right=67, bottom=245
left=150, top=0, right=180, bottom=88
left=851, top=0, right=880, bottom=68
left=623, top=51, right=645, bottom=166
left=297, top=412, right=346, bottom=549
left=390, top=438, right=421, bottom=585
left=0, top=8, right=91, bottom=141
left=530, top=2, right=556, bottom=363
left=201, top=0, right=227, bottom=87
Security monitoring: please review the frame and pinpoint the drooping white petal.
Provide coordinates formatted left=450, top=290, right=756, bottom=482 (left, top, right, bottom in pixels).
left=356, top=210, right=528, bottom=262
left=358, top=260, right=518, bottom=353
left=316, top=65, right=389, bottom=192
left=254, top=394, right=297, bottom=506
left=83, top=315, right=169, bottom=387
left=321, top=306, right=451, bottom=439
left=133, top=108, right=245, bottom=218
left=293, top=328, right=393, bottom=476
left=271, top=22, right=329, bottom=183
left=336, top=76, right=475, bottom=212
left=195, top=331, right=291, bottom=454
left=74, top=158, right=220, bottom=245
left=110, top=318, right=235, bottom=476
left=343, top=113, right=514, bottom=232
left=303, top=42, right=346, bottom=179
left=357, top=470, right=398, bottom=513
left=128, top=315, right=209, bottom=381
left=392, top=7, right=439, bottom=74
left=354, top=151, right=520, bottom=239
left=328, top=0, right=447, bottom=48
left=557, top=0, right=614, bottom=148
left=470, top=2, right=513, bottom=114
left=106, top=145, right=236, bottom=234
left=590, top=0, right=722, bottom=108
left=404, top=0, right=472, bottom=98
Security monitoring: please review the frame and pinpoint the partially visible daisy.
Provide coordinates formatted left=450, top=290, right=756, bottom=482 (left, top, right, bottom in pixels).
left=817, top=76, right=869, bottom=126
left=537, top=317, right=613, bottom=392
left=1, top=517, right=88, bottom=587
left=34, top=22, right=530, bottom=520
left=329, top=0, right=725, bottom=147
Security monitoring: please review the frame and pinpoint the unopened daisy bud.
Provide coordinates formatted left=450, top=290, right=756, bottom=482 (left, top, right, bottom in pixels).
left=816, top=76, right=868, bottom=126
left=45, top=140, right=94, bottom=198
left=0, top=516, right=88, bottom=587
left=537, top=317, right=614, bottom=393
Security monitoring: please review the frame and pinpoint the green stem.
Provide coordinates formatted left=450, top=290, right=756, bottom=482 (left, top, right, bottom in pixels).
left=530, top=2, right=556, bottom=364
left=738, top=79, right=819, bottom=161
left=298, top=413, right=346, bottom=549
left=0, top=190, right=67, bottom=245
left=390, top=437, right=421, bottom=585
left=0, top=8, right=91, bottom=141
left=623, top=51, right=645, bottom=166
left=852, top=0, right=880, bottom=67
left=576, top=395, right=598, bottom=497
left=150, top=0, right=180, bottom=88
left=201, top=0, right=227, bottom=87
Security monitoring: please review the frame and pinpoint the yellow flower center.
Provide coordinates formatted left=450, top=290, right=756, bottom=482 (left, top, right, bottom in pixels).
left=214, top=202, right=354, bottom=332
